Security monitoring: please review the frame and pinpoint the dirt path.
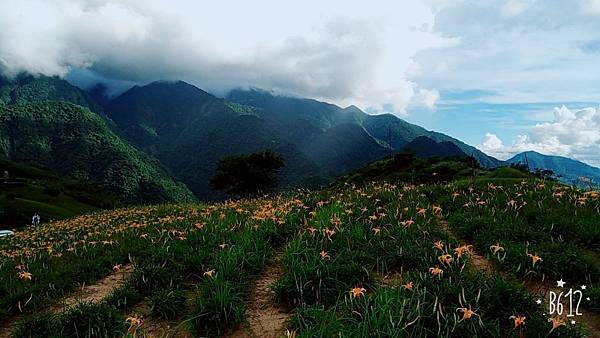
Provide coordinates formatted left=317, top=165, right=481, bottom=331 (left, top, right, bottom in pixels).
left=125, top=300, right=193, bottom=338
left=438, top=218, right=495, bottom=276
left=439, top=216, right=600, bottom=337
left=0, top=264, right=134, bottom=338
left=227, top=255, right=290, bottom=338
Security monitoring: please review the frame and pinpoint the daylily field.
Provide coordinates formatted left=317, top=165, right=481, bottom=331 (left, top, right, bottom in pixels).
left=1, top=179, right=599, bottom=337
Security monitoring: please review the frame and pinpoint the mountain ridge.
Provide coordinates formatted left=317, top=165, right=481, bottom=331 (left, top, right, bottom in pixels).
left=6, top=74, right=596, bottom=203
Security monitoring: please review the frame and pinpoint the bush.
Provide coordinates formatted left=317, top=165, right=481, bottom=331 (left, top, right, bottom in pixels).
left=150, top=289, right=187, bottom=319
left=191, top=276, right=245, bottom=336
left=105, top=284, right=141, bottom=311
left=60, top=302, right=125, bottom=338
left=10, top=313, right=59, bottom=338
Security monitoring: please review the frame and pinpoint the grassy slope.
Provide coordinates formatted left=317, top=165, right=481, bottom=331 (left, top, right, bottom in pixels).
left=1, top=170, right=598, bottom=337
left=0, top=160, right=120, bottom=228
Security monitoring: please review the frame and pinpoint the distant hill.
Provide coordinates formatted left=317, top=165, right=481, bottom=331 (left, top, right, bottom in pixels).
left=0, top=101, right=196, bottom=204
left=507, top=151, right=600, bottom=186
left=0, top=160, right=118, bottom=227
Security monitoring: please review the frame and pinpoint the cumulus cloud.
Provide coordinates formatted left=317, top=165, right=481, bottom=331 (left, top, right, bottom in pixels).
left=478, top=106, right=600, bottom=166
left=0, top=0, right=455, bottom=115
left=478, top=133, right=507, bottom=159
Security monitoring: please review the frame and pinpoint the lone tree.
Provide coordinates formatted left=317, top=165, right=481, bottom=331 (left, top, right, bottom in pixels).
left=209, top=150, right=285, bottom=197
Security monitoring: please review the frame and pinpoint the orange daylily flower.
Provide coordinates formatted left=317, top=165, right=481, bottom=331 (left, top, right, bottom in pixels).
left=429, top=266, right=443, bottom=277
left=438, top=253, right=454, bottom=265
left=126, top=315, right=143, bottom=332
left=350, top=287, right=366, bottom=298
left=403, top=281, right=413, bottom=290
left=320, top=250, right=331, bottom=260
left=372, top=227, right=381, bottom=235
left=510, top=314, right=526, bottom=328
left=18, top=271, right=32, bottom=280
left=548, top=316, right=565, bottom=332
left=527, top=253, right=543, bottom=268
left=454, top=244, right=473, bottom=258
left=219, top=243, right=228, bottom=249
left=203, top=269, right=215, bottom=278
left=417, top=208, right=427, bottom=217
left=323, top=228, right=336, bottom=239
left=307, top=227, right=317, bottom=236
left=112, top=264, right=122, bottom=272
left=433, top=240, right=444, bottom=251
left=456, top=305, right=478, bottom=320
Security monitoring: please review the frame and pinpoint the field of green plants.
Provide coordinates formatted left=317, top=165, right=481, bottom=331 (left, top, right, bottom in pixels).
left=1, top=177, right=599, bottom=337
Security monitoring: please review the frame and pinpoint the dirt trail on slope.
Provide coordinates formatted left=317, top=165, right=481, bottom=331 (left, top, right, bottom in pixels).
left=438, top=218, right=495, bottom=276
left=0, top=264, right=133, bottom=338
left=125, top=300, right=193, bottom=338
left=439, top=216, right=600, bottom=337
left=227, top=255, right=290, bottom=338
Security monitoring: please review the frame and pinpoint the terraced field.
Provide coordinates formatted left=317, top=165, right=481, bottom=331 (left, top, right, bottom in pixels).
left=1, top=179, right=599, bottom=337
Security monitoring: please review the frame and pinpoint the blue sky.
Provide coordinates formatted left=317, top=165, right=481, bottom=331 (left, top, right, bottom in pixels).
left=406, top=92, right=598, bottom=161
left=1, top=0, right=600, bottom=165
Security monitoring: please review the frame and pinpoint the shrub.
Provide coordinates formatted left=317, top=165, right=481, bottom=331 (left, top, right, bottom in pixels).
left=60, top=302, right=125, bottom=338
left=190, top=276, right=245, bottom=336
left=150, top=289, right=187, bottom=320
left=10, top=313, right=59, bottom=338
left=105, top=284, right=142, bottom=311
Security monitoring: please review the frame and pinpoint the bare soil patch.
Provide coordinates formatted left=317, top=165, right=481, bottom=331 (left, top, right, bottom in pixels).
left=227, top=256, right=290, bottom=338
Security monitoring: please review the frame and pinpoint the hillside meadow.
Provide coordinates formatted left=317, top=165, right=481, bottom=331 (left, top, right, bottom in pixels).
left=0, top=177, right=599, bottom=337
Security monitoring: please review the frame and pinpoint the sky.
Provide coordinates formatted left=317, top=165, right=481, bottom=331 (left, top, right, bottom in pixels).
left=1, top=0, right=600, bottom=166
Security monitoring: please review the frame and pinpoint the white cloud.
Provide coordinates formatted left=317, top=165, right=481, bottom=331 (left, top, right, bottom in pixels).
left=478, top=106, right=600, bottom=166
left=0, top=0, right=456, bottom=116
left=412, top=0, right=600, bottom=104
left=478, top=132, right=507, bottom=159
left=410, top=88, right=440, bottom=110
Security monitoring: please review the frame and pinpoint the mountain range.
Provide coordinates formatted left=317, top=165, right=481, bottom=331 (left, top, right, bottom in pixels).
left=507, top=151, right=600, bottom=186
left=0, top=74, right=597, bottom=204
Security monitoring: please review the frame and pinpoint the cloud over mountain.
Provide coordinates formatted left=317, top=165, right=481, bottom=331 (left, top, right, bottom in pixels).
left=0, top=0, right=453, bottom=115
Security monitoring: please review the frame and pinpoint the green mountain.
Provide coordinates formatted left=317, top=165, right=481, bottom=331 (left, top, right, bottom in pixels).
left=106, top=81, right=328, bottom=198
left=103, top=83, right=499, bottom=199
left=507, top=151, right=600, bottom=186
left=0, top=100, right=196, bottom=204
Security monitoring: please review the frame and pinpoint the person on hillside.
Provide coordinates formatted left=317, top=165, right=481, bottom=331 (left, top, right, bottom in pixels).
left=32, top=213, right=40, bottom=227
